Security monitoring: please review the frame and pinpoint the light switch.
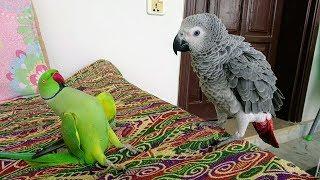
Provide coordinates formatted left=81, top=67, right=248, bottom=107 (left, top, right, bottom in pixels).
left=147, top=0, right=165, bottom=15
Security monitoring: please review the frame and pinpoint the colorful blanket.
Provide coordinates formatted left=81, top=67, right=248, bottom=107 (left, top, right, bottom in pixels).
left=0, top=60, right=315, bottom=179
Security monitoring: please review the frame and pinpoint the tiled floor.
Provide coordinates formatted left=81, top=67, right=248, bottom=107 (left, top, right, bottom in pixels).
left=267, top=133, right=320, bottom=171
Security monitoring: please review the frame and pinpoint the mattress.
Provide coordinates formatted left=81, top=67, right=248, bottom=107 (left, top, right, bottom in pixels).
left=0, top=60, right=315, bottom=179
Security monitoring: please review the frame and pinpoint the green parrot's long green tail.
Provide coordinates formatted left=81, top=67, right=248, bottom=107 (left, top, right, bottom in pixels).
left=0, top=152, right=82, bottom=166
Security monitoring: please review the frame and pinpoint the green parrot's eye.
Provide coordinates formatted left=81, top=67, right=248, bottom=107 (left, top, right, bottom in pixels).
left=193, top=30, right=200, bottom=36
left=42, top=80, right=46, bottom=84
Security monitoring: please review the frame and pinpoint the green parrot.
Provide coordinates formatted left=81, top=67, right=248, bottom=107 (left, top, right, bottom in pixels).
left=0, top=69, right=138, bottom=168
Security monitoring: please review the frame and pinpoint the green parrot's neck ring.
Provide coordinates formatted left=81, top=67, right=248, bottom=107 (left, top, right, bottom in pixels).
left=42, top=84, right=66, bottom=100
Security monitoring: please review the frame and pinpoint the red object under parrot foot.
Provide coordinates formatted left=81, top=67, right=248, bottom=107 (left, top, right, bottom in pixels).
left=252, top=118, right=279, bottom=148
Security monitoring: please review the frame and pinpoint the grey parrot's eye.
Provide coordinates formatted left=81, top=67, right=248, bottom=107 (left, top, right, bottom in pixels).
left=193, top=30, right=200, bottom=36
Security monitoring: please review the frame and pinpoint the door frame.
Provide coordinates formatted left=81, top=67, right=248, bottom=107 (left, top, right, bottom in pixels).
left=178, top=0, right=320, bottom=122
left=285, top=0, right=320, bottom=122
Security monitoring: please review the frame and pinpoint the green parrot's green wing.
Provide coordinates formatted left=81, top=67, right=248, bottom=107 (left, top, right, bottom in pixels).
left=61, top=113, right=85, bottom=159
left=96, top=92, right=116, bottom=123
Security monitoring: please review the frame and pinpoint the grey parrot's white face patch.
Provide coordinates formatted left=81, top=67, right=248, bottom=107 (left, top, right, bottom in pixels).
left=185, top=26, right=205, bottom=41
left=178, top=13, right=229, bottom=54
left=184, top=26, right=206, bottom=52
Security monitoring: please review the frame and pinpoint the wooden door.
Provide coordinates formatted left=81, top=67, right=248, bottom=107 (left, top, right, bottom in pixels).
left=178, top=0, right=284, bottom=120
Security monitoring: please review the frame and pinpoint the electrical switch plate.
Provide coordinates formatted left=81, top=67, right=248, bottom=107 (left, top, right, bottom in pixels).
left=147, top=0, right=165, bottom=15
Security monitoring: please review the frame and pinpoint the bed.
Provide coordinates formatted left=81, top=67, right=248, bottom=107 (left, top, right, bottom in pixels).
left=0, top=60, right=315, bottom=179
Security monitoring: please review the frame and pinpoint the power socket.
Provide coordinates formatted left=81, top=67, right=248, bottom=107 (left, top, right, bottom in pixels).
left=147, top=0, right=165, bottom=16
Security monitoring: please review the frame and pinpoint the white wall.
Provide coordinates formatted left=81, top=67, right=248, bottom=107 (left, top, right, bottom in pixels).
left=302, top=27, right=320, bottom=121
left=32, top=0, right=184, bottom=105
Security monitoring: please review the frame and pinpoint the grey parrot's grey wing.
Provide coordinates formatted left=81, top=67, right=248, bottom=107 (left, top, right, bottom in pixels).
left=227, top=45, right=284, bottom=115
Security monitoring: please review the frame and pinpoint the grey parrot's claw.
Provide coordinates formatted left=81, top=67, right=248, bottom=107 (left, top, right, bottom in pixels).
left=196, top=121, right=219, bottom=129
left=213, top=136, right=240, bottom=150
left=213, top=142, right=229, bottom=150
left=216, top=121, right=227, bottom=128
left=213, top=142, right=228, bottom=150
left=218, top=136, right=230, bottom=141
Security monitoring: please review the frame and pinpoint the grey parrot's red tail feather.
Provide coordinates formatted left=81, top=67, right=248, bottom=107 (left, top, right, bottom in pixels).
left=252, top=119, right=279, bottom=148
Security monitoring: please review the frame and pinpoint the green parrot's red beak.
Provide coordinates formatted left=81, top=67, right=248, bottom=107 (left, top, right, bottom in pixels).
left=53, top=72, right=65, bottom=84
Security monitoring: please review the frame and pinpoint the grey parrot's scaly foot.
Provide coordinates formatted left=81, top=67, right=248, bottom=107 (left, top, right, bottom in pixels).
left=196, top=121, right=220, bottom=129
left=215, top=120, right=227, bottom=128
left=213, top=135, right=240, bottom=149
left=124, top=144, right=141, bottom=154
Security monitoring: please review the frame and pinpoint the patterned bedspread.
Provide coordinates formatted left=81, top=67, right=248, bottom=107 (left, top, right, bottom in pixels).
left=0, top=60, right=315, bottom=179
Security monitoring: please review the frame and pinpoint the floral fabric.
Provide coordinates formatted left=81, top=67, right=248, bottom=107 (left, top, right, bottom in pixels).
left=0, top=0, right=48, bottom=102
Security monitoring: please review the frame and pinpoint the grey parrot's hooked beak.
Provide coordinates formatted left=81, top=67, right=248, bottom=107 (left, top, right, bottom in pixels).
left=173, top=34, right=190, bottom=55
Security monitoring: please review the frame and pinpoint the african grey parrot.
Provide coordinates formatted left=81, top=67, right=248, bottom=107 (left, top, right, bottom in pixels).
left=173, top=13, right=284, bottom=148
